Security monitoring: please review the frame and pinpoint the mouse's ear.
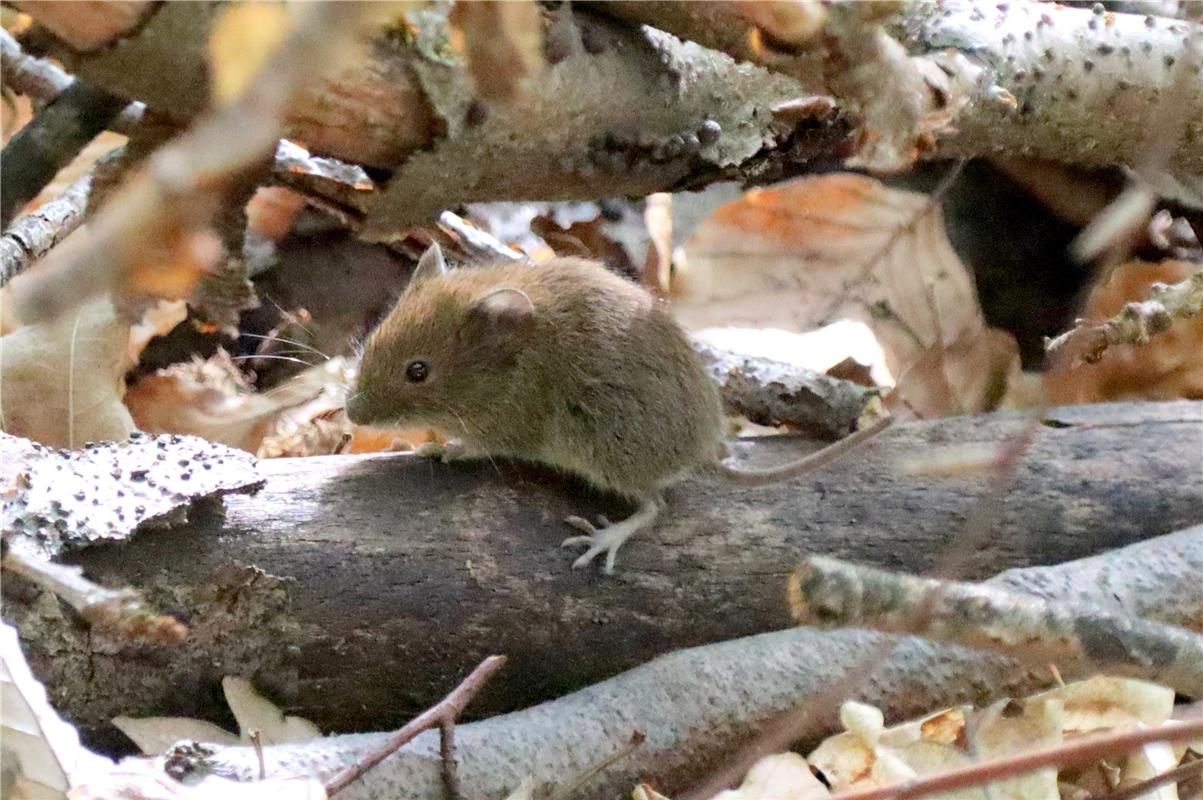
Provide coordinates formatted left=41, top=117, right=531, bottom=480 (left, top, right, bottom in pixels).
left=408, top=243, right=447, bottom=290
left=462, top=288, right=535, bottom=345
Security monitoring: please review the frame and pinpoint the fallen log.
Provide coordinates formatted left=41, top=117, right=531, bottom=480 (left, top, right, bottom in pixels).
left=3, top=401, right=1201, bottom=752
left=206, top=523, right=1203, bottom=800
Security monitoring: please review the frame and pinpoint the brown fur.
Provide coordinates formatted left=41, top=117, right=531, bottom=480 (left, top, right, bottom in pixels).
left=348, top=258, right=725, bottom=501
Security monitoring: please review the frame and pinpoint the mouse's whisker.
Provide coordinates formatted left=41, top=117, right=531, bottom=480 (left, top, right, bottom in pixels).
left=230, top=354, right=317, bottom=368
left=240, top=333, right=331, bottom=361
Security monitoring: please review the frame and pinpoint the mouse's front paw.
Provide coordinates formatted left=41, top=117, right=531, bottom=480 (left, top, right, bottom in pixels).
left=413, top=439, right=468, bottom=463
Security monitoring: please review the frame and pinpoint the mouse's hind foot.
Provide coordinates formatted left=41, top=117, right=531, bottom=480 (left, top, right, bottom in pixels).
left=561, top=498, right=659, bottom=575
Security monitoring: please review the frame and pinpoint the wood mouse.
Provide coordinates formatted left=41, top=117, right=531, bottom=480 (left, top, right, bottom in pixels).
left=346, top=244, right=891, bottom=574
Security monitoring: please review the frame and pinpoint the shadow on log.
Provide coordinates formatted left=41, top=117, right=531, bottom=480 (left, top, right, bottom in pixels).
left=4, top=401, right=1201, bottom=753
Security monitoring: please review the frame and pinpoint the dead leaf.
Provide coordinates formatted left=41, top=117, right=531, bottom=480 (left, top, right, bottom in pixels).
left=0, top=293, right=135, bottom=448
left=112, top=675, right=319, bottom=759
left=111, top=717, right=239, bottom=755
left=246, top=187, right=306, bottom=242
left=127, top=300, right=188, bottom=364
left=712, top=753, right=829, bottom=800
left=969, top=696, right=1063, bottom=800
left=674, top=174, right=1019, bottom=417
left=449, top=0, right=545, bottom=103
left=68, top=765, right=326, bottom=800
left=221, top=676, right=321, bottom=745
left=1, top=621, right=112, bottom=798
left=1027, top=676, right=1174, bottom=734
left=1044, top=260, right=1203, bottom=404
left=125, top=351, right=317, bottom=454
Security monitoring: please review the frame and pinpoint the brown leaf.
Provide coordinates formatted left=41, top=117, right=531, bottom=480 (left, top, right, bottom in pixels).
left=125, top=351, right=316, bottom=454
left=674, top=174, right=1018, bottom=417
left=0, top=294, right=134, bottom=448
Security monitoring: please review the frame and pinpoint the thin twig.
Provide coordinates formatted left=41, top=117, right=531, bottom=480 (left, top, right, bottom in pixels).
left=548, top=730, right=646, bottom=800
left=248, top=729, right=266, bottom=780
left=324, top=655, right=506, bottom=797
left=1045, top=270, right=1203, bottom=364
left=1, top=543, right=188, bottom=643
left=0, top=169, right=94, bottom=286
left=0, top=29, right=143, bottom=134
left=439, top=717, right=460, bottom=800
left=1093, top=757, right=1203, bottom=800
left=0, top=78, right=125, bottom=228
left=829, top=718, right=1203, bottom=800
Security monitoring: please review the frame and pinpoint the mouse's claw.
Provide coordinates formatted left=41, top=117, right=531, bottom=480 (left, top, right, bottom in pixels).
left=560, top=529, right=623, bottom=574
left=563, top=516, right=596, bottom=536
left=560, top=499, right=660, bottom=575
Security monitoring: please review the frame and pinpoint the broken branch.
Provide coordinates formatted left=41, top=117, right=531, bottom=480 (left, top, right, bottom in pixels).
left=323, top=655, right=506, bottom=797
left=1045, top=269, right=1203, bottom=364
left=2, top=542, right=187, bottom=644
left=789, top=555, right=1203, bottom=696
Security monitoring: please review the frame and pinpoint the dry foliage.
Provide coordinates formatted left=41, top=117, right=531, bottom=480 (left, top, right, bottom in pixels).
left=673, top=174, right=1020, bottom=418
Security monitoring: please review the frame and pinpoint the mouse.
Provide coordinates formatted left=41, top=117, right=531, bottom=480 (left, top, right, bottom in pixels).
left=346, top=244, right=891, bottom=574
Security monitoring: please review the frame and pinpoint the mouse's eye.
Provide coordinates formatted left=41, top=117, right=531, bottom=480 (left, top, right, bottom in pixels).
left=405, top=360, right=429, bottom=383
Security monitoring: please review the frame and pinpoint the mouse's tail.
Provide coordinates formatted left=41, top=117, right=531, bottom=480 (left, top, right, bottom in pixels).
left=713, top=416, right=894, bottom=486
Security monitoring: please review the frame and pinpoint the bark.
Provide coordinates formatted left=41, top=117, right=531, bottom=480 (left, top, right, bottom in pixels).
left=20, top=1, right=851, bottom=232
left=202, top=523, right=1203, bottom=800
left=3, top=401, right=1201, bottom=753
left=598, top=1, right=1203, bottom=205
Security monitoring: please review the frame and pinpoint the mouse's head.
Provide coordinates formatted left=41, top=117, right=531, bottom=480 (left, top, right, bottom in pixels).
left=346, top=245, right=536, bottom=433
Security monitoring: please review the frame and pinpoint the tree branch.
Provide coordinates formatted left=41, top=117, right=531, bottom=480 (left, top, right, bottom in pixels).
left=789, top=555, right=1203, bottom=696
left=324, top=656, right=506, bottom=798
left=1045, top=268, right=1203, bottom=364
left=0, top=77, right=125, bottom=228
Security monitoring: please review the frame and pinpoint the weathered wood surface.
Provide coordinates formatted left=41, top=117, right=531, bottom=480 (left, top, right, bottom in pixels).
left=6, top=401, right=1201, bottom=751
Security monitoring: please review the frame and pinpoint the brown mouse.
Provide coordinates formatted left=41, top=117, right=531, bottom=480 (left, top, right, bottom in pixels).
left=346, top=245, right=890, bottom=574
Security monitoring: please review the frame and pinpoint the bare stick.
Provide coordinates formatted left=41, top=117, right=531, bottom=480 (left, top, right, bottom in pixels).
left=324, top=655, right=506, bottom=798
left=8, top=3, right=383, bottom=325
left=0, top=28, right=143, bottom=133
left=438, top=718, right=459, bottom=800
left=1094, top=758, right=1203, bottom=800
left=829, top=717, right=1203, bottom=800
left=1045, top=269, right=1203, bottom=364
left=789, top=555, right=1203, bottom=696
left=1, top=543, right=187, bottom=644
left=248, top=729, right=266, bottom=781
left=0, top=77, right=125, bottom=227
left=0, top=170, right=94, bottom=286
